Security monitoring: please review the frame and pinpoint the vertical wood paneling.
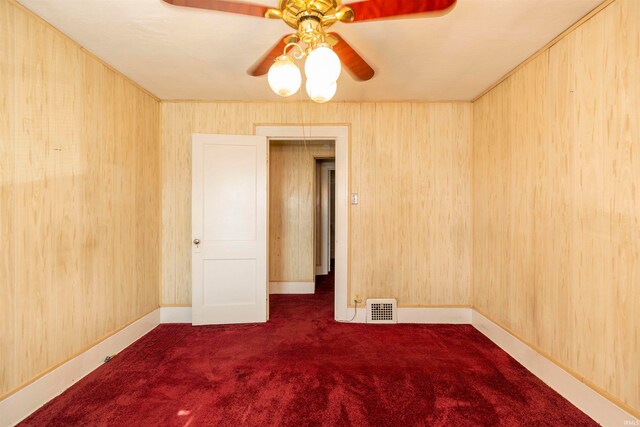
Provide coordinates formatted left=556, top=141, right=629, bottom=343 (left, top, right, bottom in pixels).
left=269, top=142, right=335, bottom=282
left=0, top=0, right=16, bottom=393
left=161, top=102, right=472, bottom=307
left=396, top=105, right=413, bottom=303
left=0, top=0, right=160, bottom=397
left=81, top=56, right=110, bottom=344
left=569, top=15, right=606, bottom=384
left=176, top=104, right=195, bottom=304
left=602, top=0, right=640, bottom=409
left=50, top=20, right=84, bottom=364
left=471, top=95, right=488, bottom=312
left=373, top=103, right=397, bottom=299
left=14, top=10, right=49, bottom=383
left=449, top=104, right=472, bottom=305
left=473, top=0, right=640, bottom=414
left=161, top=105, right=176, bottom=304
left=352, top=103, right=375, bottom=302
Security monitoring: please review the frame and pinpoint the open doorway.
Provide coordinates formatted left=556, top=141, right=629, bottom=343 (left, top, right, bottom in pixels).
left=256, top=125, right=349, bottom=321
left=268, top=140, right=335, bottom=306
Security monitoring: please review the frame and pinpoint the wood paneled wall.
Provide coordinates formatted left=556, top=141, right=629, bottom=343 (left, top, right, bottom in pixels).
left=473, top=0, right=640, bottom=414
left=269, top=142, right=334, bottom=283
left=0, top=0, right=161, bottom=397
left=161, top=102, right=472, bottom=307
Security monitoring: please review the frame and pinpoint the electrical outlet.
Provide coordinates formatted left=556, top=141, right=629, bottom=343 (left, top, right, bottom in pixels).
left=354, top=294, right=362, bottom=304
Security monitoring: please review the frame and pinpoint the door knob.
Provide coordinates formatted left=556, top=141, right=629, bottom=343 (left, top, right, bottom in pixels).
left=193, top=238, right=200, bottom=245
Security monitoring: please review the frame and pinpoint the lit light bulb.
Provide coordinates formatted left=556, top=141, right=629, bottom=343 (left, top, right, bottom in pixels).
left=304, top=43, right=341, bottom=83
left=306, top=78, right=337, bottom=103
left=268, top=55, right=301, bottom=97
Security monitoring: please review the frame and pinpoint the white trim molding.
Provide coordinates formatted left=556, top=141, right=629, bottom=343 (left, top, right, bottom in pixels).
left=160, top=306, right=192, bottom=323
left=398, top=307, right=472, bottom=324
left=269, top=282, right=315, bottom=294
left=0, top=309, right=160, bottom=427
left=160, top=307, right=471, bottom=324
left=255, top=125, right=349, bottom=321
left=340, top=307, right=472, bottom=324
left=472, top=310, right=639, bottom=427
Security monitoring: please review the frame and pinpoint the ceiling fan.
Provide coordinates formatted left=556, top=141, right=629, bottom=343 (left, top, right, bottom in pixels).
left=162, top=0, right=457, bottom=102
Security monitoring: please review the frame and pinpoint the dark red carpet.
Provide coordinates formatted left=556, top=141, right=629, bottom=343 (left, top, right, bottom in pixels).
left=22, top=272, right=596, bottom=426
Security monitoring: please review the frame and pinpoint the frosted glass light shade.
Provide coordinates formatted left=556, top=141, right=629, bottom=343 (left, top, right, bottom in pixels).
left=304, top=44, right=341, bottom=83
left=305, top=79, right=337, bottom=103
left=268, top=55, right=301, bottom=97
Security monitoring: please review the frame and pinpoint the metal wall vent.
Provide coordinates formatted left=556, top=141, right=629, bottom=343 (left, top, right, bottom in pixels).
left=366, top=298, right=397, bottom=324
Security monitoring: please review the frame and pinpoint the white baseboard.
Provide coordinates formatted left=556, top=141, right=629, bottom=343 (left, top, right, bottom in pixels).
left=339, top=307, right=472, bottom=324
left=0, top=309, right=160, bottom=427
left=398, top=307, right=472, bottom=324
left=160, top=306, right=470, bottom=324
left=338, top=305, right=367, bottom=322
left=160, top=306, right=192, bottom=323
left=471, top=310, right=638, bottom=427
left=269, top=281, right=315, bottom=294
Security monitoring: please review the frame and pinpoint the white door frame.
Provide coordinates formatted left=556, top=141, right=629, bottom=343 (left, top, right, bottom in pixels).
left=256, top=125, right=349, bottom=321
left=318, top=161, right=335, bottom=275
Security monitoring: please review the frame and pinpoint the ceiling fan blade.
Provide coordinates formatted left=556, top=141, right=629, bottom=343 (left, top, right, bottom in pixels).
left=328, top=33, right=374, bottom=81
left=162, top=0, right=270, bottom=18
left=345, top=0, right=456, bottom=22
left=247, top=38, right=287, bottom=76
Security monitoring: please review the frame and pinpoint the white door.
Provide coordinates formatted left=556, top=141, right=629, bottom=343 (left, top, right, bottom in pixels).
left=192, top=134, right=268, bottom=325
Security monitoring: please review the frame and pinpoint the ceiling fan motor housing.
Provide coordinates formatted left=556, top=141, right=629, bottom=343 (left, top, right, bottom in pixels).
left=278, top=0, right=344, bottom=29
left=297, top=15, right=324, bottom=45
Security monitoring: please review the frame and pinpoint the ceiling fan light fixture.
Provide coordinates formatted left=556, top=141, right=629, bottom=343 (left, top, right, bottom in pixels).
left=305, top=78, right=337, bottom=103
left=164, top=0, right=457, bottom=101
left=268, top=55, right=301, bottom=97
left=304, top=43, right=341, bottom=83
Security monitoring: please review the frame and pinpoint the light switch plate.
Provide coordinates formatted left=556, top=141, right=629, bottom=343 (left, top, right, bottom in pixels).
left=351, top=193, right=359, bottom=205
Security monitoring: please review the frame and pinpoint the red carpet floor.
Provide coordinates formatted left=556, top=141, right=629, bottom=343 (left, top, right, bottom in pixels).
left=22, top=272, right=596, bottom=426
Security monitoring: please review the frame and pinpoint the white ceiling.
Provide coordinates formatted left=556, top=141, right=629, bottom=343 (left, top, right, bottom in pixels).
left=18, top=0, right=604, bottom=101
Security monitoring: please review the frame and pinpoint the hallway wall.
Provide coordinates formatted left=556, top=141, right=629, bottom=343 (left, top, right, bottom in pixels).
left=269, top=142, right=334, bottom=283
